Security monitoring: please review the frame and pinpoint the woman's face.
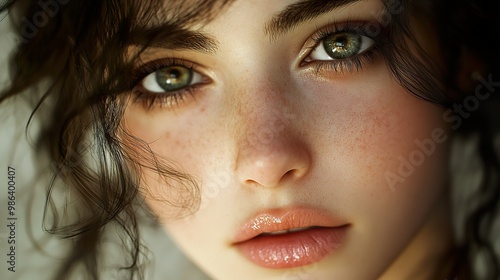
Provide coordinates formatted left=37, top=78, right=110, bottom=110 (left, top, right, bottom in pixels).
left=123, top=0, right=451, bottom=279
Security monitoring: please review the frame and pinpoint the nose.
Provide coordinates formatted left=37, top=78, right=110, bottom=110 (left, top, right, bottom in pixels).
left=233, top=84, right=311, bottom=189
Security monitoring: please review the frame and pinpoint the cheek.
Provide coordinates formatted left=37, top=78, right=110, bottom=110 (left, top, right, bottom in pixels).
left=343, top=91, right=449, bottom=219
left=293, top=66, right=451, bottom=273
left=304, top=65, right=451, bottom=255
left=121, top=100, right=232, bottom=216
left=122, top=97, right=219, bottom=165
left=302, top=61, right=450, bottom=195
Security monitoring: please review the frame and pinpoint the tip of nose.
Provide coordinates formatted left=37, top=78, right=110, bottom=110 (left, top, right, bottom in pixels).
left=235, top=138, right=311, bottom=189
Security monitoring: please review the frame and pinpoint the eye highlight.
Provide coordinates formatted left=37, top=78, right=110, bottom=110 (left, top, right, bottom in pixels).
left=143, top=66, right=203, bottom=93
left=301, top=21, right=384, bottom=73
left=309, top=32, right=375, bottom=61
left=129, top=58, right=210, bottom=110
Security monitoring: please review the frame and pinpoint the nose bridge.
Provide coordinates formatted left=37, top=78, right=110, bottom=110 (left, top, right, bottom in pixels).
left=232, top=75, right=294, bottom=153
left=229, top=71, right=310, bottom=188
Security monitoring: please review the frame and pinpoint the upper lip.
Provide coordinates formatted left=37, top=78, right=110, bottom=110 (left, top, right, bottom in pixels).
left=232, top=206, right=348, bottom=244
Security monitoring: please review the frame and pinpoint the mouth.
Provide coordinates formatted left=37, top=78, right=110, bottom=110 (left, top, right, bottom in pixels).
left=232, top=207, right=349, bottom=269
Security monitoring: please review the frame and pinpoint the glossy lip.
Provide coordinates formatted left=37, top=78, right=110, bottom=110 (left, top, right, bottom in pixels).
left=232, top=206, right=349, bottom=269
left=232, top=206, right=347, bottom=244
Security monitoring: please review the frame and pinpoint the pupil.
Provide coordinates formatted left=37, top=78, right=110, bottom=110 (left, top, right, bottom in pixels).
left=156, top=66, right=192, bottom=91
left=334, top=36, right=348, bottom=48
left=168, top=69, right=181, bottom=81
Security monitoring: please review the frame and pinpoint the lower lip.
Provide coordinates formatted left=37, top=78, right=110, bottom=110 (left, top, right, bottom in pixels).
left=236, top=226, right=348, bottom=269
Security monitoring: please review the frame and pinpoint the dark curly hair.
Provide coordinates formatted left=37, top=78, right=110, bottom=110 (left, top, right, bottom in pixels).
left=0, top=0, right=498, bottom=279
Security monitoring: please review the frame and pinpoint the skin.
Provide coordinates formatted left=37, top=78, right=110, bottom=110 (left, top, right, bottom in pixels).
left=122, top=0, right=454, bottom=279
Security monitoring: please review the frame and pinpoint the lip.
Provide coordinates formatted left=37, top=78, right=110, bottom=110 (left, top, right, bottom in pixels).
left=233, top=206, right=349, bottom=269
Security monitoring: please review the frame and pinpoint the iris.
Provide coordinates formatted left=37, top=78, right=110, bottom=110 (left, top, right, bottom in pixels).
left=323, top=33, right=362, bottom=59
left=155, top=66, right=194, bottom=91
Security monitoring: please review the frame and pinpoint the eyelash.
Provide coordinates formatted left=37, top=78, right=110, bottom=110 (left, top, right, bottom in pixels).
left=304, top=21, right=384, bottom=74
left=129, top=21, right=386, bottom=110
left=130, top=58, right=205, bottom=110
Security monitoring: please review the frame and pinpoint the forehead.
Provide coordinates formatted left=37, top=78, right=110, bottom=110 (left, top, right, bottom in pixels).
left=141, top=0, right=370, bottom=28
left=138, top=0, right=235, bottom=28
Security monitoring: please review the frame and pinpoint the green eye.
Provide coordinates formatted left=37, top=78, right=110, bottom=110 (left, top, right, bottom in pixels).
left=309, top=32, right=375, bottom=61
left=155, top=66, right=193, bottom=91
left=323, top=33, right=362, bottom=59
left=142, top=66, right=203, bottom=93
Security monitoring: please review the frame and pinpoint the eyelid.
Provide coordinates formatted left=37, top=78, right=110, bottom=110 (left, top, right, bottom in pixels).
left=298, top=20, right=383, bottom=61
left=141, top=68, right=204, bottom=93
left=129, top=57, right=212, bottom=110
left=308, top=35, right=375, bottom=61
left=295, top=20, right=385, bottom=73
left=310, top=21, right=379, bottom=43
left=130, top=58, right=202, bottom=87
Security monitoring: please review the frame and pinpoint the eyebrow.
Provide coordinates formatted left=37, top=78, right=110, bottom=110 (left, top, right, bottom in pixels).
left=265, top=0, right=362, bottom=40
left=127, top=0, right=230, bottom=54
left=129, top=27, right=218, bottom=54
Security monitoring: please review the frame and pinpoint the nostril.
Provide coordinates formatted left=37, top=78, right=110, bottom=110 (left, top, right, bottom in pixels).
left=283, top=169, right=296, bottom=179
left=243, top=169, right=296, bottom=188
